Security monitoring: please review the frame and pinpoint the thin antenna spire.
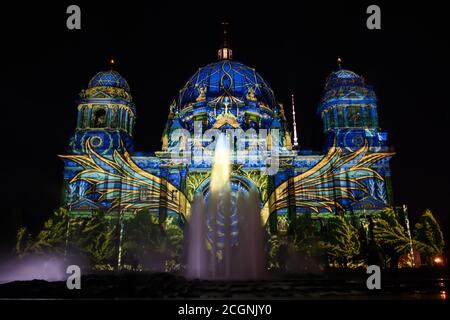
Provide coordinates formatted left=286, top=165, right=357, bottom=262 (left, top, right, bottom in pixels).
left=109, top=57, right=116, bottom=70
left=222, top=22, right=229, bottom=48
left=291, top=94, right=299, bottom=148
left=337, top=56, right=342, bottom=69
left=218, top=22, right=233, bottom=60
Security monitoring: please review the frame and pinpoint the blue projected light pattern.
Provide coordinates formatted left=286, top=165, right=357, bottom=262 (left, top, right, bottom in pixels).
left=60, top=55, right=395, bottom=236
left=88, top=70, right=131, bottom=92
left=178, top=60, right=277, bottom=110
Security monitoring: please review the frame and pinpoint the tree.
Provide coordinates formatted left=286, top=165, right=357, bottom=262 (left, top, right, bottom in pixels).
left=320, top=213, right=360, bottom=268
left=16, top=207, right=70, bottom=257
left=15, top=226, right=33, bottom=258
left=372, top=208, right=412, bottom=268
left=15, top=209, right=119, bottom=270
left=83, top=224, right=116, bottom=269
left=122, top=211, right=183, bottom=272
left=163, top=218, right=184, bottom=271
left=74, top=211, right=117, bottom=269
left=267, top=234, right=282, bottom=270
left=289, top=213, right=325, bottom=271
left=413, top=209, right=445, bottom=265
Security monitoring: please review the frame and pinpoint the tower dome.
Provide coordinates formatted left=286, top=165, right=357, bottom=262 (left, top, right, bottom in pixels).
left=81, top=69, right=134, bottom=105
left=88, top=69, right=130, bottom=92
left=319, top=68, right=377, bottom=114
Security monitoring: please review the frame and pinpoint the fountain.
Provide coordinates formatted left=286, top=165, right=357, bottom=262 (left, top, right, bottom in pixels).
left=186, top=134, right=266, bottom=280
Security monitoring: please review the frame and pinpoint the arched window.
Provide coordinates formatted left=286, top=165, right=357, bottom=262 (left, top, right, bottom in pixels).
left=329, top=110, right=336, bottom=128
left=372, top=108, right=379, bottom=128
left=83, top=109, right=90, bottom=128
left=93, top=108, right=106, bottom=128
left=361, top=107, right=370, bottom=127
left=77, top=109, right=84, bottom=128
left=179, top=135, right=186, bottom=152
left=348, top=106, right=362, bottom=127
left=337, top=107, right=344, bottom=127
left=111, top=110, right=118, bottom=128
left=325, top=111, right=331, bottom=130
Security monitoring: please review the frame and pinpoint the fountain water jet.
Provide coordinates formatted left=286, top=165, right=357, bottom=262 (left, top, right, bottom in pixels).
left=186, top=134, right=266, bottom=280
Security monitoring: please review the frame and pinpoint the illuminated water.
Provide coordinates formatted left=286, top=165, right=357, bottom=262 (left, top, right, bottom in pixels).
left=186, top=134, right=266, bottom=280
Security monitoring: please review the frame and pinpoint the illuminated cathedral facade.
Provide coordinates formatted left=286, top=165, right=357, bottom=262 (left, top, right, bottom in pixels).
left=60, top=39, right=394, bottom=236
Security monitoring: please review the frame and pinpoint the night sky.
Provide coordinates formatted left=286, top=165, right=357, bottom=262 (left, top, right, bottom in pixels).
left=1, top=1, right=448, bottom=252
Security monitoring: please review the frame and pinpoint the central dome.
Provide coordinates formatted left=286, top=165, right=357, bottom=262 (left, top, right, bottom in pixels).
left=177, top=60, right=277, bottom=110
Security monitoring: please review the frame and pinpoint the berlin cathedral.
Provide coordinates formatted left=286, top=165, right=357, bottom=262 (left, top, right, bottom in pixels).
left=60, top=33, right=394, bottom=236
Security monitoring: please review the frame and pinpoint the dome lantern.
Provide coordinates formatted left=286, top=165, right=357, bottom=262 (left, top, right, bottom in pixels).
left=218, top=22, right=233, bottom=60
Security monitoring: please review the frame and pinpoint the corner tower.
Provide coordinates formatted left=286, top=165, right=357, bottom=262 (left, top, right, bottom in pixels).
left=70, top=63, right=136, bottom=155
left=318, top=59, right=388, bottom=152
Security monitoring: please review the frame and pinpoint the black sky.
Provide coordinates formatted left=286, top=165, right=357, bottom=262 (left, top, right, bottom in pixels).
left=1, top=1, right=449, bottom=250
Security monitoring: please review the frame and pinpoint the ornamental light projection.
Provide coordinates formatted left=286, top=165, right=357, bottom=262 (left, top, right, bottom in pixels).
left=60, top=38, right=394, bottom=270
